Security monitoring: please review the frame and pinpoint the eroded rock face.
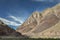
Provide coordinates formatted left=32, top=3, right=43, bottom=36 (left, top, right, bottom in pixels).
left=17, top=11, right=42, bottom=33
left=33, top=14, right=59, bottom=33
left=17, top=3, right=60, bottom=38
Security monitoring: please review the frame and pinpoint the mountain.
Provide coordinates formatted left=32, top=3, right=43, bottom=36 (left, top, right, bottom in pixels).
left=0, top=20, right=24, bottom=37
left=17, top=11, right=42, bottom=33
left=17, top=3, right=60, bottom=38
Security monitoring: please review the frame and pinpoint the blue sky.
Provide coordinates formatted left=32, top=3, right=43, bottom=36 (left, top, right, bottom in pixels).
left=0, top=0, right=60, bottom=30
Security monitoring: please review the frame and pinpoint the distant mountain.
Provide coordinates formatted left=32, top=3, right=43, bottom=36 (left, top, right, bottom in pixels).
left=17, top=3, right=60, bottom=38
left=0, top=20, right=25, bottom=37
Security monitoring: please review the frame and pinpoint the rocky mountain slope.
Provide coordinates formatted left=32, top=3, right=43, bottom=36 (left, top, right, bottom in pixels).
left=17, top=3, right=60, bottom=38
left=0, top=20, right=24, bottom=37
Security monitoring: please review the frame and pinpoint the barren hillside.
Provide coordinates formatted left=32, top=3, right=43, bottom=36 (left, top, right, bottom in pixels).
left=0, top=20, right=23, bottom=37
left=17, top=3, right=60, bottom=38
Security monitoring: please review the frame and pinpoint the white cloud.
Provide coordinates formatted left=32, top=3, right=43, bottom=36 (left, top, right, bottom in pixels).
left=0, top=17, right=21, bottom=26
left=33, top=0, right=46, bottom=1
left=8, top=15, right=23, bottom=24
left=32, top=0, right=60, bottom=2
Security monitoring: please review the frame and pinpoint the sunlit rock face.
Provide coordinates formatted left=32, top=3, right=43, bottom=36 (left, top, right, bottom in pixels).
left=17, top=3, right=60, bottom=38
left=17, top=11, right=42, bottom=33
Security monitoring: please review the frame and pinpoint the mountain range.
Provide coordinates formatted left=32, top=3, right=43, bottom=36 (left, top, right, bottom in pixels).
left=17, top=3, right=60, bottom=38
left=0, top=3, right=60, bottom=38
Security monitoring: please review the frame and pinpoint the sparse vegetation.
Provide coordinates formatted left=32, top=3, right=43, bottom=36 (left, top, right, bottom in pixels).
left=0, top=37, right=60, bottom=40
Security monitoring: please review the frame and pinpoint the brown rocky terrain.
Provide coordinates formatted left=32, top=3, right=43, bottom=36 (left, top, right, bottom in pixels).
left=17, top=3, right=60, bottom=38
left=0, top=20, right=25, bottom=37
